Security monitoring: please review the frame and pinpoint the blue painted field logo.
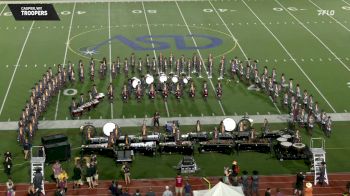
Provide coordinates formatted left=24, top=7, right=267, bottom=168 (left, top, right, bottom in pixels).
left=79, top=34, right=222, bottom=56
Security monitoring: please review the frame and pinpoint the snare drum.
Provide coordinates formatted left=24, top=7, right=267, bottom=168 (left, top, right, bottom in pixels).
left=292, top=143, right=306, bottom=151
left=282, top=134, right=292, bottom=139
left=277, top=137, right=287, bottom=142
left=281, top=141, right=292, bottom=148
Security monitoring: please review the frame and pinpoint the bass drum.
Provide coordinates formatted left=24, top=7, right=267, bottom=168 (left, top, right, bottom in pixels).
left=237, top=118, right=252, bottom=132
left=145, top=74, right=154, bottom=85
left=159, top=74, right=168, bottom=83
left=172, top=75, right=179, bottom=83
left=131, top=77, right=141, bottom=88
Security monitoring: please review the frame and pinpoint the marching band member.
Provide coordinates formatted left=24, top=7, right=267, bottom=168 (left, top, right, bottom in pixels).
left=196, top=120, right=201, bottom=132
left=122, top=84, right=128, bottom=103
left=149, top=83, right=156, bottom=100
left=116, top=57, right=121, bottom=73
left=79, top=93, right=84, bottom=107
left=280, top=73, right=286, bottom=92
left=71, top=68, right=76, bottom=82
left=219, top=56, right=225, bottom=79
left=288, top=78, right=294, bottom=95
left=79, top=60, right=84, bottom=83
left=216, top=80, right=222, bottom=99
left=180, top=55, right=185, bottom=74
left=175, top=83, right=182, bottom=100
left=313, top=102, right=320, bottom=122
left=189, top=81, right=195, bottom=98
left=62, top=68, right=67, bottom=85
left=91, top=84, right=98, bottom=98
left=138, top=57, right=143, bottom=74
left=198, top=59, right=203, bottom=77
left=175, top=128, right=181, bottom=143
left=253, top=69, right=260, bottom=89
left=192, top=53, right=198, bottom=73
left=124, top=57, right=129, bottom=77
left=90, top=59, right=95, bottom=81
left=230, top=59, right=237, bottom=80
left=111, top=62, right=116, bottom=79
left=107, top=82, right=114, bottom=101
left=273, top=82, right=280, bottom=103
left=219, top=120, right=225, bottom=134
left=308, top=95, right=314, bottom=112
left=307, top=113, right=315, bottom=136
left=214, top=127, right=219, bottom=140
left=245, top=64, right=250, bottom=83
left=124, top=134, right=130, bottom=149
left=295, top=84, right=301, bottom=101
left=238, top=62, right=244, bottom=81
left=136, top=84, right=142, bottom=103
left=130, top=53, right=136, bottom=74
left=141, top=121, right=147, bottom=136
left=88, top=90, right=93, bottom=102
left=283, top=92, right=289, bottom=109
left=271, top=68, right=277, bottom=83
left=176, top=58, right=180, bottom=76
left=171, top=121, right=177, bottom=135
left=325, top=116, right=332, bottom=137
left=302, top=90, right=308, bottom=108
left=162, top=83, right=169, bottom=101
left=267, top=77, right=273, bottom=96
left=208, top=54, right=213, bottom=78
left=187, top=58, right=192, bottom=76
left=158, top=53, right=163, bottom=73
left=298, top=107, right=306, bottom=127
left=294, top=129, right=301, bottom=143
left=70, top=97, right=77, bottom=113
left=99, top=61, right=104, bottom=80
left=321, top=112, right=327, bottom=130
left=169, top=52, right=174, bottom=73
left=145, top=54, right=150, bottom=73
left=202, top=81, right=208, bottom=100
left=102, top=57, right=108, bottom=77
left=164, top=57, right=168, bottom=74
left=151, top=57, right=157, bottom=74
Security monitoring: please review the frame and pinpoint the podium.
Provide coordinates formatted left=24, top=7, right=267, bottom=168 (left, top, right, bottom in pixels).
left=30, top=146, right=45, bottom=194
left=115, top=150, right=133, bottom=163
left=310, top=138, right=329, bottom=185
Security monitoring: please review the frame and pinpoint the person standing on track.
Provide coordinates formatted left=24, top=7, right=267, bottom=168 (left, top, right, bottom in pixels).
left=294, top=172, right=305, bottom=196
left=175, top=173, right=183, bottom=196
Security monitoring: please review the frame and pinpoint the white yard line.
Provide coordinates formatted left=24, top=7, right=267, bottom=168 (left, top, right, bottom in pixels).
left=274, top=0, right=350, bottom=72
left=108, top=2, right=114, bottom=119
left=54, top=2, right=76, bottom=120
left=141, top=1, right=170, bottom=117
left=0, top=4, right=6, bottom=15
left=308, top=0, right=350, bottom=32
left=342, top=0, right=350, bottom=6
left=175, top=1, right=226, bottom=116
left=241, top=0, right=337, bottom=113
left=208, top=0, right=281, bottom=115
left=0, top=21, right=35, bottom=117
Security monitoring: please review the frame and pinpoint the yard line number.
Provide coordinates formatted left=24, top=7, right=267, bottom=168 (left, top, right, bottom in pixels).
left=132, top=10, right=157, bottom=14
left=273, top=7, right=306, bottom=12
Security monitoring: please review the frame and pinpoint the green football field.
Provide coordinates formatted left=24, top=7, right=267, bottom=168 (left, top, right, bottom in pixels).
left=0, top=0, right=350, bottom=121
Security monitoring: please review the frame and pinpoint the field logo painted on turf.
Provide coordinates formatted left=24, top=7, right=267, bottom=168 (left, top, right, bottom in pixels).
left=79, top=34, right=223, bottom=56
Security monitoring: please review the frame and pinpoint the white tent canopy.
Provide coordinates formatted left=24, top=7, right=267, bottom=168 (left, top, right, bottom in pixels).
left=193, top=182, right=244, bottom=196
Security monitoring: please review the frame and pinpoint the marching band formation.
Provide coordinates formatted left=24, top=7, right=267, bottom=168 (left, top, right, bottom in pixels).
left=18, top=52, right=333, bottom=145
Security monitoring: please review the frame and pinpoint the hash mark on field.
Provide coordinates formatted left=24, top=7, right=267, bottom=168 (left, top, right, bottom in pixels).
left=346, top=57, right=349, bottom=61
left=301, top=58, right=304, bottom=62
left=53, top=26, right=56, bottom=28
left=283, top=59, right=286, bottom=62
left=310, top=58, right=314, bottom=62
left=46, top=26, right=49, bottom=29
left=319, top=58, right=322, bottom=61
left=6, top=65, right=8, bottom=68
left=265, top=59, right=268, bottom=62
left=328, top=58, right=332, bottom=61
left=313, top=21, right=318, bottom=24
left=274, top=59, right=277, bottom=62
left=92, top=25, right=95, bottom=28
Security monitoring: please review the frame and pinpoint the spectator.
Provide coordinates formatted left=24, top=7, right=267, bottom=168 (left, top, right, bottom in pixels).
left=241, top=171, right=249, bottom=195
left=33, top=168, right=43, bottom=194
left=318, top=162, right=326, bottom=186
left=52, top=161, right=62, bottom=187
left=146, top=187, right=156, bottom=196
left=184, top=181, right=191, bottom=196
left=133, top=189, right=141, bottom=196
left=109, top=180, right=117, bottom=196
left=122, top=162, right=131, bottom=185
left=6, top=177, right=15, bottom=196
left=251, top=170, right=259, bottom=196
left=72, top=162, right=82, bottom=189
left=3, top=151, right=13, bottom=177
left=91, top=161, right=99, bottom=186
left=28, top=183, right=35, bottom=196
left=54, top=187, right=65, bottom=196
left=175, top=173, right=183, bottom=196
left=231, top=160, right=240, bottom=185
left=86, top=162, right=94, bottom=189
left=117, top=185, right=123, bottom=195
left=23, top=138, right=31, bottom=160
left=293, top=172, right=305, bottom=196
left=304, top=182, right=313, bottom=196
left=264, top=187, right=271, bottom=196
left=122, top=188, right=130, bottom=196
left=276, top=188, right=284, bottom=196
left=58, top=176, right=68, bottom=194
left=163, top=186, right=173, bottom=196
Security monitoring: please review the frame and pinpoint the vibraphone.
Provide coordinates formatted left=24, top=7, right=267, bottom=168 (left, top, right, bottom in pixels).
left=71, top=93, right=104, bottom=117
left=81, top=143, right=115, bottom=157
left=159, top=141, right=194, bottom=155
left=188, top=132, right=209, bottom=142
left=198, top=140, right=235, bottom=154
left=119, top=141, right=156, bottom=156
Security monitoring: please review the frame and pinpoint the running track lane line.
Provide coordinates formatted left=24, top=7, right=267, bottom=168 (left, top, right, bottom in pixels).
left=208, top=0, right=282, bottom=115
left=275, top=0, right=350, bottom=72
left=108, top=2, right=114, bottom=119
left=142, top=1, right=170, bottom=117
left=0, top=21, right=35, bottom=117
left=308, top=0, right=350, bottom=32
left=175, top=1, right=226, bottom=116
left=54, top=2, right=77, bottom=120
left=241, top=0, right=337, bottom=113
